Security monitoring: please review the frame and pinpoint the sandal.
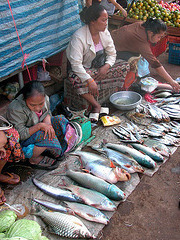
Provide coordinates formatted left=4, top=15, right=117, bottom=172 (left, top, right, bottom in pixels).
left=28, top=156, right=59, bottom=170
left=0, top=187, right=6, bottom=205
left=0, top=172, right=20, bottom=185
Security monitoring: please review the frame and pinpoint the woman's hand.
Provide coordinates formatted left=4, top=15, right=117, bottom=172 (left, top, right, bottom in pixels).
left=94, top=64, right=110, bottom=81
left=0, top=147, right=6, bottom=159
left=39, top=123, right=56, bottom=140
left=87, top=79, right=99, bottom=97
left=121, top=8, right=127, bottom=17
left=171, top=80, right=180, bottom=92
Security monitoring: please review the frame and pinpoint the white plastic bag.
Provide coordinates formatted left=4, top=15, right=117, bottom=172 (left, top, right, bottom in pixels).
left=140, top=77, right=158, bottom=92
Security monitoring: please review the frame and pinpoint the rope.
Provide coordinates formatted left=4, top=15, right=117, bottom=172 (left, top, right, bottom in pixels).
left=7, top=0, right=32, bottom=81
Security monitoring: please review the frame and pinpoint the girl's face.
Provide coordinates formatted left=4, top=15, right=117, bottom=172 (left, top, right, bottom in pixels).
left=92, top=10, right=108, bottom=32
left=148, top=30, right=165, bottom=44
left=26, top=93, right=45, bottom=112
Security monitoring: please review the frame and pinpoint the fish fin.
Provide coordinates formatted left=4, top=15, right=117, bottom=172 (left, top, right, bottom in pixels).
left=110, top=161, right=116, bottom=168
left=82, top=168, right=90, bottom=173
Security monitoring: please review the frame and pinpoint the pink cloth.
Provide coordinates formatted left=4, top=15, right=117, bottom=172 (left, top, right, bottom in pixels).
left=94, top=39, right=103, bottom=52
left=65, top=124, right=78, bottom=152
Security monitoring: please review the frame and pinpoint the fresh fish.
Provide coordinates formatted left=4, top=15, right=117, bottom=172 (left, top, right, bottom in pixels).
left=143, top=139, right=171, bottom=157
left=66, top=169, right=126, bottom=201
left=92, top=145, right=144, bottom=173
left=60, top=183, right=116, bottom=211
left=130, top=143, right=165, bottom=162
left=82, top=159, right=131, bottom=183
left=33, top=207, right=94, bottom=238
left=71, top=150, right=131, bottom=183
left=32, top=178, right=83, bottom=202
left=33, top=198, right=74, bottom=214
left=105, top=143, right=156, bottom=169
left=64, top=202, right=109, bottom=224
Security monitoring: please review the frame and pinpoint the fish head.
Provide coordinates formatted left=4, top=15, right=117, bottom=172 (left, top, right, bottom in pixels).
left=109, top=185, right=126, bottom=201
left=115, top=167, right=131, bottom=181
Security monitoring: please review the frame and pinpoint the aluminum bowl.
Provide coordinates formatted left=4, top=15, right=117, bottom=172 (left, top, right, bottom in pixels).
left=109, top=91, right=142, bottom=111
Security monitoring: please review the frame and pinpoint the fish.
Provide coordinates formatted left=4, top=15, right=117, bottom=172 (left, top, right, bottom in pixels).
left=105, top=143, right=157, bottom=169
left=33, top=198, right=75, bottom=215
left=92, top=145, right=144, bottom=173
left=33, top=206, right=94, bottom=238
left=130, top=143, right=165, bottom=162
left=143, top=139, right=171, bottom=157
left=64, top=202, right=109, bottom=224
left=82, top=159, right=131, bottom=183
left=66, top=169, right=126, bottom=201
left=71, top=150, right=131, bottom=183
left=59, top=183, right=116, bottom=211
left=32, top=178, right=83, bottom=202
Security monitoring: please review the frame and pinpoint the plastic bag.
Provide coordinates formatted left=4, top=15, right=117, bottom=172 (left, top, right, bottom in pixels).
left=137, top=57, right=150, bottom=78
left=140, top=77, right=158, bottom=93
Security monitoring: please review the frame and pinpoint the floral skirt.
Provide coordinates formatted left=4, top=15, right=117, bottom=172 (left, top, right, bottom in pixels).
left=68, top=59, right=129, bottom=95
left=3, top=128, right=25, bottom=162
left=21, top=115, right=69, bottom=158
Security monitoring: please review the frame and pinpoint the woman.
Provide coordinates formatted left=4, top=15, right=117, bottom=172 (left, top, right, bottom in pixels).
left=0, top=129, right=25, bottom=205
left=111, top=18, right=180, bottom=92
left=6, top=81, right=78, bottom=170
left=66, top=4, right=129, bottom=122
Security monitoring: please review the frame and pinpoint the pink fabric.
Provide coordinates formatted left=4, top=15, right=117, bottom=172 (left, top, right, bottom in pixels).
left=65, top=124, right=78, bottom=152
left=35, top=110, right=43, bottom=119
left=94, top=39, right=103, bottom=52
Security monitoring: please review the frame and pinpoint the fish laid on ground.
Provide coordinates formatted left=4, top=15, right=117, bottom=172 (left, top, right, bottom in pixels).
left=33, top=207, right=94, bottom=238
left=64, top=202, right=109, bottom=224
left=71, top=150, right=130, bottom=183
left=33, top=198, right=75, bottom=215
left=66, top=169, right=126, bottom=201
left=105, top=143, right=156, bottom=169
left=92, top=145, right=144, bottom=173
left=60, top=184, right=116, bottom=211
left=130, top=143, right=165, bottom=162
left=143, top=139, right=171, bottom=157
left=32, top=178, right=83, bottom=202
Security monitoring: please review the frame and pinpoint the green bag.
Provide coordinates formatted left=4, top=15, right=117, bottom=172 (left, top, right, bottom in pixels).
left=70, top=117, right=92, bottom=144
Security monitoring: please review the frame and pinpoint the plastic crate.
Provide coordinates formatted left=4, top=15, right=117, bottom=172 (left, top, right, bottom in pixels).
left=168, top=36, right=180, bottom=44
left=168, top=43, right=180, bottom=65
left=150, top=36, right=168, bottom=57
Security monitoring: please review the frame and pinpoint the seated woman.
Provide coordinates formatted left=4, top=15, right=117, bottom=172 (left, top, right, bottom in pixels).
left=111, top=18, right=180, bottom=92
left=6, top=81, right=78, bottom=170
left=66, top=4, right=129, bottom=122
left=0, top=129, right=25, bottom=205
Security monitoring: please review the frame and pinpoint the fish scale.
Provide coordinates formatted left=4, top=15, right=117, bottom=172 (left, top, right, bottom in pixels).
left=34, top=208, right=93, bottom=238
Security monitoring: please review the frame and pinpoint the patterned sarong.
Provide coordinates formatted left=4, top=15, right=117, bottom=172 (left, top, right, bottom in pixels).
left=68, top=59, right=130, bottom=95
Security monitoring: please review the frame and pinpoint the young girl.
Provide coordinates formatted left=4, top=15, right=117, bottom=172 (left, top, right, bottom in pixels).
left=0, top=128, right=25, bottom=205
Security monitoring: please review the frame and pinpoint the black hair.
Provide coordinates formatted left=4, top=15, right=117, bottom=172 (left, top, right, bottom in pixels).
left=15, top=80, right=45, bottom=100
left=142, top=18, right=167, bottom=34
left=80, top=4, right=105, bottom=25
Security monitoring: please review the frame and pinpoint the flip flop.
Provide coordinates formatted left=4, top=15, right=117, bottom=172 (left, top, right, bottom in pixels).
left=0, top=172, right=20, bottom=185
left=28, top=156, right=59, bottom=170
left=89, top=112, right=100, bottom=123
left=0, top=188, right=6, bottom=205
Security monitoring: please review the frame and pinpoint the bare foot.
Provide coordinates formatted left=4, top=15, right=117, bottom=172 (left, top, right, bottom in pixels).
left=0, top=187, right=6, bottom=205
left=0, top=172, right=20, bottom=185
left=29, top=155, right=44, bottom=165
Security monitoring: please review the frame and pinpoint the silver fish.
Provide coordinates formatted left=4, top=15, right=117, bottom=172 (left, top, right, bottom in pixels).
left=32, top=178, right=83, bottom=202
left=66, top=169, right=126, bottom=201
left=92, top=145, right=144, bottom=173
left=105, top=143, right=157, bottom=169
left=60, top=184, right=116, bottom=211
left=33, top=198, right=74, bottom=214
left=33, top=207, right=94, bottom=238
left=130, top=143, right=165, bottom=162
left=64, top=202, right=109, bottom=224
left=82, top=159, right=131, bottom=183
left=143, top=139, right=171, bottom=157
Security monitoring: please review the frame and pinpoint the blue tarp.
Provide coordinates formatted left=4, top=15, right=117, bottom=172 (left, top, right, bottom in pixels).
left=0, top=0, right=83, bottom=80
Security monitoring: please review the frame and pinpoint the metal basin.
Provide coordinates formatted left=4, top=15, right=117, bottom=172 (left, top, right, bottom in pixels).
left=109, top=91, right=142, bottom=111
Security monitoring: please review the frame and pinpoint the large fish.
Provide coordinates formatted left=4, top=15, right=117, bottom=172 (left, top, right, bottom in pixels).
left=130, top=143, right=165, bottom=162
left=71, top=150, right=130, bottom=183
left=105, top=143, right=156, bottom=169
left=92, top=145, right=144, bottom=173
left=66, top=169, right=126, bottom=201
left=32, top=178, right=83, bottom=202
left=33, top=198, right=75, bottom=215
left=33, top=207, right=94, bottom=238
left=64, top=202, right=109, bottom=224
left=60, top=184, right=116, bottom=211
left=143, top=139, right=171, bottom=157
